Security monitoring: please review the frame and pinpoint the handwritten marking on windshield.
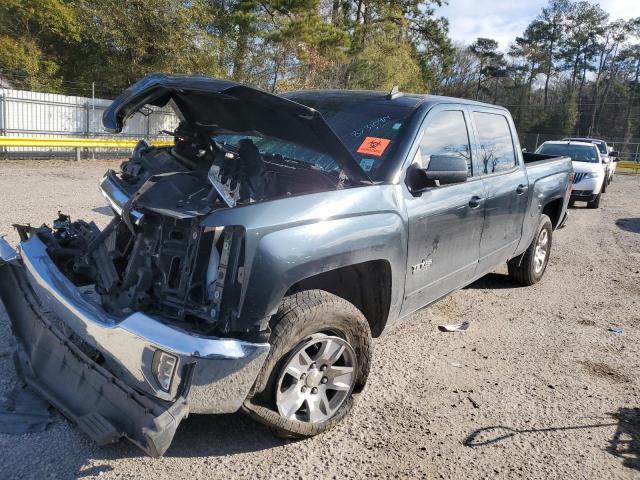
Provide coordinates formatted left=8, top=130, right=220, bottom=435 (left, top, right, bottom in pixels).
left=351, top=115, right=392, bottom=138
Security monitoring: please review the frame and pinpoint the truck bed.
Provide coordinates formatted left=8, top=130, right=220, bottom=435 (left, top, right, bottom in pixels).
left=523, top=151, right=571, bottom=166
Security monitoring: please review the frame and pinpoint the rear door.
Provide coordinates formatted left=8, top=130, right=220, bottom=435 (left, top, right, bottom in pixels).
left=401, top=105, right=486, bottom=316
left=471, top=109, right=529, bottom=275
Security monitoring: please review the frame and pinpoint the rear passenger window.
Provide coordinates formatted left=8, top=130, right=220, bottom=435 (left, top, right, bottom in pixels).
left=472, top=112, right=517, bottom=174
left=419, top=110, right=472, bottom=176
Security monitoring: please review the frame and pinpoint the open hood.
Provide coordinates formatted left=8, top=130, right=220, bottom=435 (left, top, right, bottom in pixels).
left=103, top=74, right=370, bottom=182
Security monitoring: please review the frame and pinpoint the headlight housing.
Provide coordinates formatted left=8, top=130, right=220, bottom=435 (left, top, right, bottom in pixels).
left=152, top=350, right=178, bottom=392
left=585, top=171, right=602, bottom=178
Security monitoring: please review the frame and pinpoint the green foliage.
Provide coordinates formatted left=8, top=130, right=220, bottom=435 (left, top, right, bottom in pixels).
left=532, top=88, right=578, bottom=134
left=0, top=0, right=79, bottom=90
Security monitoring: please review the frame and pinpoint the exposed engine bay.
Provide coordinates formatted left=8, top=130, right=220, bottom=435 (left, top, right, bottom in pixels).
left=15, top=124, right=352, bottom=336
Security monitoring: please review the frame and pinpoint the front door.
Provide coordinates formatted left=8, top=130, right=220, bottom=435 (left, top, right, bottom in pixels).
left=401, top=106, right=485, bottom=316
left=470, top=110, right=529, bottom=275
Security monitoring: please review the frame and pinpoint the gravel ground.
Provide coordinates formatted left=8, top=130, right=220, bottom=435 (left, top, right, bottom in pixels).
left=0, top=160, right=638, bottom=479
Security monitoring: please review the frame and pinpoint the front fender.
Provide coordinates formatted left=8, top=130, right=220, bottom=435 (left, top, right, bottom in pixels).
left=238, top=212, right=406, bottom=330
left=199, top=185, right=408, bottom=333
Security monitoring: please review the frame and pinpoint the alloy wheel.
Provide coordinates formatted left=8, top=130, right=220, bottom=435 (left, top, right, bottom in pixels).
left=275, top=335, right=357, bottom=423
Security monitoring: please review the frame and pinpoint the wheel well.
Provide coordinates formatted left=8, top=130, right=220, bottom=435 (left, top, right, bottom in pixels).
left=542, top=198, right=564, bottom=229
left=286, top=260, right=392, bottom=338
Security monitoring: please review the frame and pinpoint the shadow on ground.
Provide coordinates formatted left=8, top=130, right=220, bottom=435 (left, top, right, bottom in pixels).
left=91, top=206, right=114, bottom=216
left=71, top=411, right=288, bottom=476
left=465, top=272, right=522, bottom=290
left=165, top=412, right=288, bottom=458
left=463, top=407, right=639, bottom=472
left=615, top=218, right=640, bottom=234
left=608, top=407, right=640, bottom=471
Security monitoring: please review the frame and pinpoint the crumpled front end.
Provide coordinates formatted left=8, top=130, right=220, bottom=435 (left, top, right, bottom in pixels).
left=0, top=236, right=269, bottom=457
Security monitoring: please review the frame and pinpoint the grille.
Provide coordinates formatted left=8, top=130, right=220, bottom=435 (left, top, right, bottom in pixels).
left=573, top=172, right=588, bottom=184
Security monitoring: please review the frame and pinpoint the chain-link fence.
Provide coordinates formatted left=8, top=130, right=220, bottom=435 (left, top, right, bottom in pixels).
left=520, top=133, right=640, bottom=162
left=2, top=87, right=640, bottom=163
left=0, top=88, right=177, bottom=159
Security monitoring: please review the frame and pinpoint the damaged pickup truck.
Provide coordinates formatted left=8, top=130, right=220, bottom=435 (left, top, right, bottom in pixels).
left=0, top=75, right=572, bottom=456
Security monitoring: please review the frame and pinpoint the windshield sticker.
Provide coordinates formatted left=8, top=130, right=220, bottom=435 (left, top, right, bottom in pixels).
left=350, top=115, right=392, bottom=138
left=359, top=158, right=375, bottom=171
left=357, top=137, right=391, bottom=157
left=392, top=123, right=402, bottom=130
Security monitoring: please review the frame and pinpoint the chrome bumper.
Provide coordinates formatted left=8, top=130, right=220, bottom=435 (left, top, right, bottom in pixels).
left=99, top=170, right=144, bottom=223
left=0, top=235, right=269, bottom=415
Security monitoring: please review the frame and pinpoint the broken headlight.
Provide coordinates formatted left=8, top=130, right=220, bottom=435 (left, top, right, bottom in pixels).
left=152, top=350, right=178, bottom=392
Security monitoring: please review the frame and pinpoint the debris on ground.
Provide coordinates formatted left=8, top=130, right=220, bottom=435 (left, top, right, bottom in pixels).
left=0, top=385, right=52, bottom=434
left=467, top=397, right=480, bottom=408
left=438, top=321, right=470, bottom=332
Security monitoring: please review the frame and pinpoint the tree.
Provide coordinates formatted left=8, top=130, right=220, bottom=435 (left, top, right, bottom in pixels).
left=561, top=2, right=607, bottom=89
left=587, top=19, right=629, bottom=135
left=0, top=0, right=80, bottom=91
left=533, top=0, right=571, bottom=110
left=468, top=37, right=499, bottom=100
left=620, top=19, right=640, bottom=140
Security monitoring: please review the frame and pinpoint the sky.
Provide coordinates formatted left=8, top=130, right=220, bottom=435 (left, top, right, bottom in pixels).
left=438, top=0, right=640, bottom=51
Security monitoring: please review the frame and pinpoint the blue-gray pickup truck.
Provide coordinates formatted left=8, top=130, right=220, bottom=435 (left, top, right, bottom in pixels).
left=0, top=75, right=572, bottom=456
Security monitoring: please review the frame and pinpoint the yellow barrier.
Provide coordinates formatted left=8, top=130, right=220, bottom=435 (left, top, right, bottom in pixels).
left=0, top=136, right=173, bottom=148
left=616, top=161, right=640, bottom=175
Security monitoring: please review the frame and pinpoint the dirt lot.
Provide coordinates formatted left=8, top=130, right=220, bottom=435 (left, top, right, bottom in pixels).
left=0, top=160, right=638, bottom=479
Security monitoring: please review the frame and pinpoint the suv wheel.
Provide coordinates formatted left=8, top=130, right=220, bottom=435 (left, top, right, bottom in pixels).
left=588, top=193, right=601, bottom=209
left=243, top=290, right=371, bottom=437
left=507, top=214, right=552, bottom=285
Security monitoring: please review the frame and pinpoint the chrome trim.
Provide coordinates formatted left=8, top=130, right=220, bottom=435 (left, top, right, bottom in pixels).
left=16, top=235, right=270, bottom=413
left=99, top=172, right=144, bottom=224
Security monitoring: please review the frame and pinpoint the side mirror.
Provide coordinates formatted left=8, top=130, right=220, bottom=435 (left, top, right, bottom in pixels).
left=609, top=151, right=619, bottom=160
left=406, top=155, right=468, bottom=193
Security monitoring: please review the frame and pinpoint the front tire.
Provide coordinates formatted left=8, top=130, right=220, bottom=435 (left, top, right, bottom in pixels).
left=243, top=290, right=371, bottom=438
left=508, top=214, right=553, bottom=285
left=588, top=193, right=601, bottom=209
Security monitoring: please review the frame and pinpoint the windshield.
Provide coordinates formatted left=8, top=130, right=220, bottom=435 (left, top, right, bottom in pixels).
left=537, top=143, right=599, bottom=163
left=213, top=93, right=417, bottom=180
left=282, top=93, right=417, bottom=179
left=566, top=138, right=607, bottom=154
left=213, top=133, right=342, bottom=173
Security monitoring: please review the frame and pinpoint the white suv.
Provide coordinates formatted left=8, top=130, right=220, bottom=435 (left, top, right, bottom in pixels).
left=563, top=137, right=618, bottom=187
left=536, top=141, right=606, bottom=208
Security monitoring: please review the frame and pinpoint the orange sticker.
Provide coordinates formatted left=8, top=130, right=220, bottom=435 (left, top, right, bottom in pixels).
left=357, top=136, right=391, bottom=157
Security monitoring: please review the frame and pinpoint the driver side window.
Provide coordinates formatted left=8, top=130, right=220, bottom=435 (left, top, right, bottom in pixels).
left=419, top=110, right=472, bottom=176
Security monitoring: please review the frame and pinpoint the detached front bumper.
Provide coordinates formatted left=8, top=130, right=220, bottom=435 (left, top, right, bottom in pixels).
left=0, top=236, right=269, bottom=456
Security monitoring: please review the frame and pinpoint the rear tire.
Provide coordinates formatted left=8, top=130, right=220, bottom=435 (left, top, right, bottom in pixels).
left=243, top=290, right=372, bottom=438
left=508, top=214, right=553, bottom=286
left=587, top=193, right=601, bottom=209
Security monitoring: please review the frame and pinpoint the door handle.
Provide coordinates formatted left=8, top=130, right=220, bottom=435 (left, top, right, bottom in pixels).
left=468, top=196, right=483, bottom=209
left=516, top=184, right=528, bottom=195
